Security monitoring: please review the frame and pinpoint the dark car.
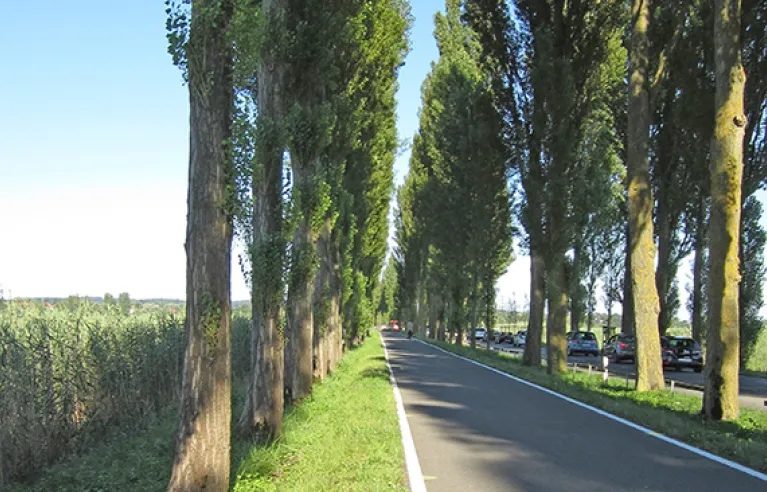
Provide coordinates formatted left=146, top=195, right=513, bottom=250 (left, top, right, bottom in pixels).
left=661, top=336, right=703, bottom=372
left=566, top=331, right=599, bottom=356
left=602, top=333, right=636, bottom=363
left=496, top=332, right=515, bottom=345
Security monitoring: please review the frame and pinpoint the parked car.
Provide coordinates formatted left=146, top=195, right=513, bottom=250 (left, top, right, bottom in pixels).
left=482, top=330, right=500, bottom=343
left=602, top=333, right=635, bottom=363
left=473, top=328, right=487, bottom=341
left=661, top=336, right=703, bottom=372
left=496, top=332, right=515, bottom=344
left=515, top=331, right=526, bottom=347
left=566, top=331, right=599, bottom=356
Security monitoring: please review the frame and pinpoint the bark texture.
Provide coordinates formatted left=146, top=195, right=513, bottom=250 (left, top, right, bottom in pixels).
left=546, top=256, right=568, bottom=374
left=628, top=0, right=665, bottom=391
left=168, top=0, right=234, bottom=489
left=692, top=198, right=706, bottom=343
left=523, top=252, right=545, bottom=366
left=239, top=0, right=286, bottom=440
left=285, top=212, right=316, bottom=403
left=621, top=223, right=635, bottom=335
left=704, top=0, right=745, bottom=421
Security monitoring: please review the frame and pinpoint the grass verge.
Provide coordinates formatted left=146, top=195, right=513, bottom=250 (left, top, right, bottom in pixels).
left=9, top=334, right=405, bottom=491
left=231, top=333, right=405, bottom=491
left=418, top=336, right=767, bottom=474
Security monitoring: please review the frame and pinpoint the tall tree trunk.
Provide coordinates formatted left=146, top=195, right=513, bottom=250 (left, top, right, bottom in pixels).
left=655, top=197, right=673, bottom=336
left=523, top=252, right=545, bottom=366
left=451, top=285, right=464, bottom=347
left=168, top=1, right=234, bottom=489
left=606, top=297, right=613, bottom=338
left=428, top=290, right=441, bottom=339
left=621, top=222, right=635, bottom=335
left=312, top=219, right=333, bottom=381
left=692, top=197, right=706, bottom=343
left=546, top=254, right=568, bottom=374
left=628, top=0, right=665, bottom=391
left=704, top=0, right=746, bottom=421
left=469, top=277, right=479, bottom=349
left=570, top=236, right=583, bottom=333
left=239, top=0, right=286, bottom=440
left=285, top=205, right=316, bottom=403
left=416, top=280, right=427, bottom=337
left=329, top=237, right=343, bottom=372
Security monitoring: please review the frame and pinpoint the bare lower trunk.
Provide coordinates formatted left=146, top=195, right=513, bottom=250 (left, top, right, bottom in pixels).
left=655, top=202, right=673, bottom=336
left=704, top=0, right=745, bottom=421
left=570, top=238, right=583, bottom=334
left=621, top=222, right=635, bottom=335
left=451, top=287, right=464, bottom=347
left=629, top=0, right=664, bottom=391
left=523, top=252, right=545, bottom=366
left=286, top=215, right=316, bottom=403
left=546, top=255, right=568, bottom=374
left=416, top=281, right=427, bottom=336
left=606, top=299, right=613, bottom=338
left=238, top=0, right=286, bottom=440
left=692, top=200, right=706, bottom=343
left=168, top=1, right=234, bottom=489
left=469, top=278, right=478, bottom=350
left=437, top=299, right=447, bottom=341
left=312, top=219, right=333, bottom=381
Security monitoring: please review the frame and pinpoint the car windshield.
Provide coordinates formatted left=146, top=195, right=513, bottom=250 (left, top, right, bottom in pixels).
left=573, top=332, right=596, bottom=341
left=665, top=338, right=700, bottom=350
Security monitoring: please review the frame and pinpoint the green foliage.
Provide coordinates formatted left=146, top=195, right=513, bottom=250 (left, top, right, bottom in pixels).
left=1, top=302, right=253, bottom=486
left=117, top=292, right=131, bottom=315
left=0, top=302, right=183, bottom=483
left=740, top=197, right=766, bottom=363
left=8, top=334, right=404, bottom=491
left=199, top=292, right=222, bottom=353
left=396, top=0, right=511, bottom=336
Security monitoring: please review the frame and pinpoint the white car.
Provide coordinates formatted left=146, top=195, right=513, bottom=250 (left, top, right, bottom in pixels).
left=515, top=331, right=527, bottom=347
left=474, top=328, right=487, bottom=341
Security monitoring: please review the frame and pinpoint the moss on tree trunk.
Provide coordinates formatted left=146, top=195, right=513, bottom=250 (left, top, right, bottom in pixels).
left=704, top=0, right=746, bottom=421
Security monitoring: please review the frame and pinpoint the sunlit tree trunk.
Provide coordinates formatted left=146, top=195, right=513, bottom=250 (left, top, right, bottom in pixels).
left=168, top=0, right=234, bottom=489
left=704, top=0, right=746, bottom=421
left=546, top=254, right=568, bottom=374
left=628, top=0, right=664, bottom=391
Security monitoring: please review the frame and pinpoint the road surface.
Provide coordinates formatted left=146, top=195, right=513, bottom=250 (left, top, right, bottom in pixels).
left=383, top=333, right=766, bottom=491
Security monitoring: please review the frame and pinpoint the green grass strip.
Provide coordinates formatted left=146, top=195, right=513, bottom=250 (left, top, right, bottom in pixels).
left=9, top=334, right=405, bottom=491
left=418, top=336, right=767, bottom=474
left=232, top=334, right=405, bottom=491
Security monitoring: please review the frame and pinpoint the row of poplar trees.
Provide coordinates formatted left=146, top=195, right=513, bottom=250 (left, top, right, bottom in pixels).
left=163, top=0, right=410, bottom=490
left=396, top=0, right=765, bottom=424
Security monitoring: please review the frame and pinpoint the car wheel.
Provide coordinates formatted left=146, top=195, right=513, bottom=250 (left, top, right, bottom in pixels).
left=694, top=366, right=703, bottom=373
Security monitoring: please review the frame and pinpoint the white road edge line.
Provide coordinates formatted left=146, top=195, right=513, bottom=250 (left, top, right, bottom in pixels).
left=415, top=338, right=767, bottom=483
left=381, top=334, right=427, bottom=492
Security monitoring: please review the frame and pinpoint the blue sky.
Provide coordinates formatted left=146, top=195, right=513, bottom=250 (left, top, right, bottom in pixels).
left=0, top=1, right=512, bottom=302
left=1, top=2, right=759, bottom=318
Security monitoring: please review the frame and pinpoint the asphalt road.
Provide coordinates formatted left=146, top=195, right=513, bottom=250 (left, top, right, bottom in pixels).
left=384, top=333, right=766, bottom=492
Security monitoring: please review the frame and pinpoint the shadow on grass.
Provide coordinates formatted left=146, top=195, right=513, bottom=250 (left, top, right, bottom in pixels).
left=360, top=367, right=390, bottom=381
